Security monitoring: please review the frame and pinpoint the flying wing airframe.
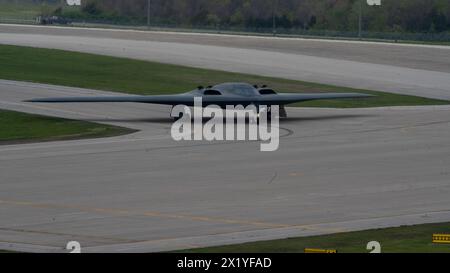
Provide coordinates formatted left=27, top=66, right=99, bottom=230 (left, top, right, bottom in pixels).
left=27, top=82, right=374, bottom=118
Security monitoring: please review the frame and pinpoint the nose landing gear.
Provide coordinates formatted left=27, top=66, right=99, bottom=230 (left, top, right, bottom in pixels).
left=258, top=105, right=288, bottom=119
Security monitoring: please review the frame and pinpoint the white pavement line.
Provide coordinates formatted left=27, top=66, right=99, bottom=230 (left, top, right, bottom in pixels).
left=0, top=242, right=62, bottom=253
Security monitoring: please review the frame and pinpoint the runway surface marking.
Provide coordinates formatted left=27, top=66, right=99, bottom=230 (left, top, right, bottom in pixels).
left=0, top=199, right=290, bottom=229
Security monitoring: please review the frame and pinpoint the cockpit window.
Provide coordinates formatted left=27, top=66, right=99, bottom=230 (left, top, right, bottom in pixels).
left=214, top=83, right=256, bottom=96
left=204, top=90, right=222, bottom=95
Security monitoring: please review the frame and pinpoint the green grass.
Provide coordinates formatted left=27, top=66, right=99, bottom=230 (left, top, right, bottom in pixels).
left=0, top=2, right=43, bottom=19
left=0, top=2, right=80, bottom=19
left=176, top=222, right=450, bottom=253
left=0, top=109, right=135, bottom=144
left=0, top=44, right=448, bottom=108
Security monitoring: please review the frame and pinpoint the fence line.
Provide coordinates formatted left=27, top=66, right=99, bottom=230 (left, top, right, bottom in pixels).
left=1, top=16, right=449, bottom=44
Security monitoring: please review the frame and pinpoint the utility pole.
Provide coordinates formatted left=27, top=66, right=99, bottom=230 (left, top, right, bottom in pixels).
left=147, top=0, right=151, bottom=28
left=358, top=0, right=363, bottom=39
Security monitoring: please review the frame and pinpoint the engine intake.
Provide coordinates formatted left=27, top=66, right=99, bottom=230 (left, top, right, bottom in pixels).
left=258, top=89, right=277, bottom=95
left=203, top=90, right=222, bottom=96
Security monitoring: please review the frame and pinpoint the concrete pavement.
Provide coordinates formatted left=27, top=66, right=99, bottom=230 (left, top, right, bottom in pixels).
left=0, top=79, right=449, bottom=252
left=0, top=25, right=449, bottom=252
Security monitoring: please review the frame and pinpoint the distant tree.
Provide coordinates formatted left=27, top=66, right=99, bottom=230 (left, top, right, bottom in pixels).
left=82, top=0, right=102, bottom=16
left=18, top=0, right=446, bottom=33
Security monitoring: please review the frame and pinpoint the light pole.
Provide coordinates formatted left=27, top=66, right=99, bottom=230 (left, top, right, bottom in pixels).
left=147, top=0, right=151, bottom=28
left=272, top=0, right=277, bottom=36
left=358, top=0, right=363, bottom=39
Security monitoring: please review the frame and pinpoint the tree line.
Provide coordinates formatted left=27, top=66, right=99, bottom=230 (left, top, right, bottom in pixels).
left=6, top=0, right=450, bottom=33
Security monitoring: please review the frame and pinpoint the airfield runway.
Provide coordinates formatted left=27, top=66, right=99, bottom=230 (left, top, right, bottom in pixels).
left=0, top=25, right=450, bottom=252
left=0, top=24, right=450, bottom=100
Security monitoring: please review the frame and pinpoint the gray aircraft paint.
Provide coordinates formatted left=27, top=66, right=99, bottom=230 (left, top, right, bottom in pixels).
left=27, top=82, right=373, bottom=118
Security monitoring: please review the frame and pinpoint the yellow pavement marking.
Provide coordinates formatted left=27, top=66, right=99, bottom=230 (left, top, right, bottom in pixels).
left=0, top=199, right=289, bottom=229
left=0, top=198, right=350, bottom=247
left=304, top=248, right=337, bottom=253
left=289, top=172, right=304, bottom=177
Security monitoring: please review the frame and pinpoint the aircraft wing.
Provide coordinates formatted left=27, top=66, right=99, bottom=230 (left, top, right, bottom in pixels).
left=26, top=95, right=264, bottom=106
left=256, top=93, right=374, bottom=105
left=26, top=95, right=195, bottom=106
left=27, top=92, right=373, bottom=106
